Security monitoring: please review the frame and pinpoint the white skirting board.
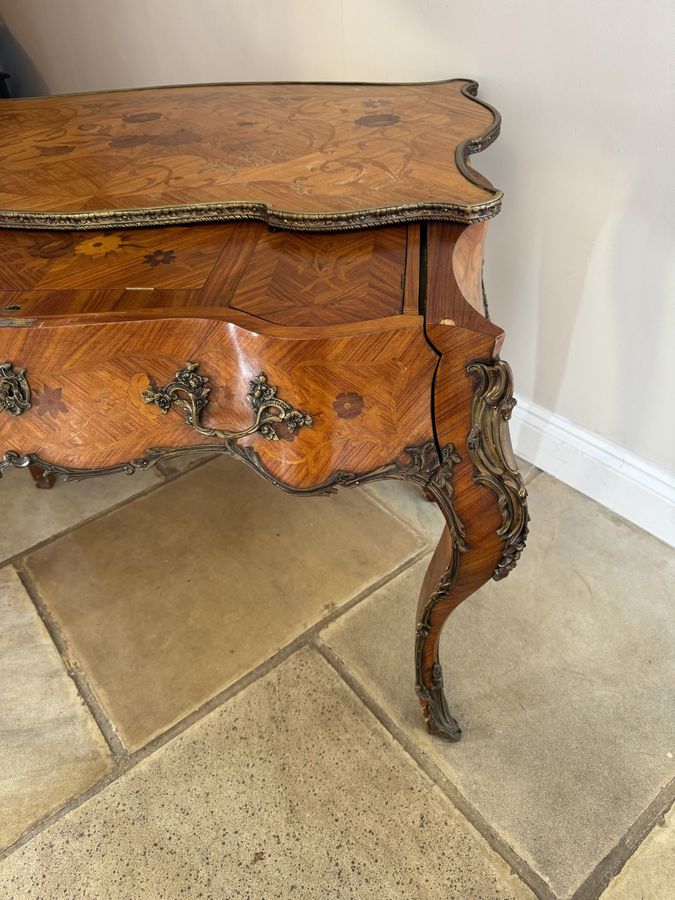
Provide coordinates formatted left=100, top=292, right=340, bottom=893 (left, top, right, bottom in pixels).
left=510, top=398, right=675, bottom=549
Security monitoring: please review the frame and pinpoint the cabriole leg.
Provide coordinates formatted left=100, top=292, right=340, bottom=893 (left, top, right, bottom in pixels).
left=414, top=358, right=530, bottom=741
left=410, top=444, right=469, bottom=741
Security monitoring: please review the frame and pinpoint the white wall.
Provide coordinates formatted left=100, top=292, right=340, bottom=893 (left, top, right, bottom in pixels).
left=2, top=0, right=674, bottom=481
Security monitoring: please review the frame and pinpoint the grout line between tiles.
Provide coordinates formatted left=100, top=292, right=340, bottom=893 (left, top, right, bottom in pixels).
left=0, top=457, right=215, bottom=571
left=315, top=624, right=675, bottom=900
left=1, top=459, right=223, bottom=760
left=571, top=780, right=675, bottom=900
left=313, top=637, right=556, bottom=900
left=14, top=562, right=126, bottom=758
left=0, top=544, right=430, bottom=863
left=3, top=457, right=661, bottom=895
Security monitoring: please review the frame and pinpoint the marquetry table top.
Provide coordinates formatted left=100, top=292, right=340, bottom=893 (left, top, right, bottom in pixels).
left=0, top=79, right=501, bottom=231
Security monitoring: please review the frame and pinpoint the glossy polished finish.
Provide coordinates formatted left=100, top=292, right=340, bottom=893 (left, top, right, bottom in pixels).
left=0, top=221, right=412, bottom=323
left=0, top=78, right=527, bottom=741
left=0, top=79, right=500, bottom=229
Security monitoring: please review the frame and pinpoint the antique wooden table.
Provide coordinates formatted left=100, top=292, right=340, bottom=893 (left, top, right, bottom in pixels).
left=0, top=79, right=528, bottom=740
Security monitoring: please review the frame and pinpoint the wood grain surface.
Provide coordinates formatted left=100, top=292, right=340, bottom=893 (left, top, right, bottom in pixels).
left=0, top=315, right=437, bottom=487
left=0, top=80, right=501, bottom=230
left=414, top=221, right=508, bottom=733
left=0, top=221, right=412, bottom=325
left=0, top=71, right=526, bottom=742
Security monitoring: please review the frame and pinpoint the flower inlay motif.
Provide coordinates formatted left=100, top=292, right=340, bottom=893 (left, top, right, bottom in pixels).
left=143, top=249, right=176, bottom=267
left=34, top=386, right=68, bottom=419
left=74, top=234, right=122, bottom=258
left=333, top=392, right=364, bottom=419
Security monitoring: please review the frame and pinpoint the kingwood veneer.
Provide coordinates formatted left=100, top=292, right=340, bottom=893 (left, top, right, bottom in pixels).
left=0, top=79, right=528, bottom=740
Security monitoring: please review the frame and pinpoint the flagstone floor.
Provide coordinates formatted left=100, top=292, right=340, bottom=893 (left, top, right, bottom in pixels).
left=0, top=454, right=673, bottom=899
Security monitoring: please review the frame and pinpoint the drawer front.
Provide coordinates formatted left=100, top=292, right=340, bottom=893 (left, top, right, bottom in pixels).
left=0, top=316, right=437, bottom=489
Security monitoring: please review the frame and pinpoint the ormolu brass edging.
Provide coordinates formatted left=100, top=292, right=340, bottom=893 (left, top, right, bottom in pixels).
left=0, top=199, right=502, bottom=232
left=466, top=358, right=529, bottom=580
left=456, top=80, right=501, bottom=194
left=0, top=79, right=501, bottom=231
left=0, top=438, right=461, bottom=499
left=6, top=75, right=492, bottom=105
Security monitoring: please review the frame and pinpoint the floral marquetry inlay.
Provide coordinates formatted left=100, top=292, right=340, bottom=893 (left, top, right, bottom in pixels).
left=0, top=79, right=501, bottom=230
left=34, top=386, right=68, bottom=419
left=0, top=77, right=526, bottom=750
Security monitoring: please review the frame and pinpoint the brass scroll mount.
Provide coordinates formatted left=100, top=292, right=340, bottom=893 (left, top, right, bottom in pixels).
left=466, top=359, right=529, bottom=580
left=0, top=362, right=31, bottom=416
left=142, top=363, right=313, bottom=442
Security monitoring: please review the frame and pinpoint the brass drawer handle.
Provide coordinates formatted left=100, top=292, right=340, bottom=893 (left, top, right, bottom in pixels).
left=0, top=362, right=31, bottom=416
left=142, top=362, right=313, bottom=442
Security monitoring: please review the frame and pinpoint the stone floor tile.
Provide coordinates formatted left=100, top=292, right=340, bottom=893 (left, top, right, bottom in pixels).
left=364, top=456, right=539, bottom=545
left=0, top=567, right=111, bottom=851
left=0, top=464, right=161, bottom=564
left=602, top=803, right=675, bottom=898
left=364, top=479, right=445, bottom=545
left=0, top=649, right=531, bottom=899
left=153, top=447, right=221, bottom=478
left=23, top=457, right=422, bottom=752
left=321, top=474, right=675, bottom=897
